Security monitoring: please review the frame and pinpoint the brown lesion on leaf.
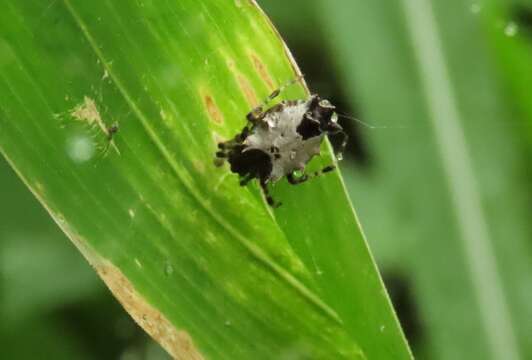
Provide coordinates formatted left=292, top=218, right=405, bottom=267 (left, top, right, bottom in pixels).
left=95, top=260, right=205, bottom=360
left=203, top=93, right=224, bottom=124
left=236, top=74, right=258, bottom=107
left=225, top=56, right=259, bottom=107
left=250, top=53, right=274, bottom=90
left=70, top=96, right=110, bottom=136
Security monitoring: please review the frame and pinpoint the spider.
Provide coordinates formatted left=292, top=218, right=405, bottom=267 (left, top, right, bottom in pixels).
left=215, top=76, right=347, bottom=207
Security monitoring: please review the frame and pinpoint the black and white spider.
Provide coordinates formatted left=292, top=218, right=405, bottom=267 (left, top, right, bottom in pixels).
left=215, top=77, right=347, bottom=207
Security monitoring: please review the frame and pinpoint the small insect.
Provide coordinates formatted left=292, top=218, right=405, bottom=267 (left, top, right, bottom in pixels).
left=215, top=76, right=347, bottom=207
left=102, top=122, right=120, bottom=156
left=106, top=122, right=119, bottom=141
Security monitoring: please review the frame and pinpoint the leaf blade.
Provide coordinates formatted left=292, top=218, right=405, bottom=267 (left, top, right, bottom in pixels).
left=0, top=0, right=412, bottom=358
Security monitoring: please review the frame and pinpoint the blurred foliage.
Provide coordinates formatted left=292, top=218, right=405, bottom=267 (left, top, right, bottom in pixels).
left=261, top=0, right=532, bottom=359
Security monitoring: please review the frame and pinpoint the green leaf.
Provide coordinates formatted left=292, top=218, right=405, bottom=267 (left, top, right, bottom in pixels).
left=482, top=1, right=532, bottom=142
left=311, top=0, right=532, bottom=359
left=0, top=1, right=411, bottom=358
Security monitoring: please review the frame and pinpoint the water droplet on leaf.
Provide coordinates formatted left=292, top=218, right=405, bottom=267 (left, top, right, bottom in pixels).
left=504, top=22, right=518, bottom=37
left=470, top=3, right=482, bottom=14
left=66, top=135, right=95, bottom=163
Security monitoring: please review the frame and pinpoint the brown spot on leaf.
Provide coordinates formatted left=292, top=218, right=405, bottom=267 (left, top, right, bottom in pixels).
left=250, top=53, right=274, bottom=90
left=237, top=74, right=258, bottom=107
left=203, top=95, right=224, bottom=124
left=95, top=260, right=205, bottom=360
left=224, top=56, right=259, bottom=106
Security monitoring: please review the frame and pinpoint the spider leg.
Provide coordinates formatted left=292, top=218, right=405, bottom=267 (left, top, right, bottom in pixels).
left=319, top=165, right=336, bottom=174
left=235, top=125, right=250, bottom=142
left=287, top=172, right=309, bottom=185
left=246, top=75, right=305, bottom=124
left=239, top=173, right=254, bottom=186
left=271, top=74, right=305, bottom=99
left=97, top=123, right=120, bottom=158
left=260, top=178, right=281, bottom=208
left=246, top=105, right=265, bottom=124
left=215, top=141, right=233, bottom=166
left=218, top=125, right=250, bottom=153
left=335, top=130, right=348, bottom=160
left=286, top=165, right=336, bottom=186
left=327, top=124, right=348, bottom=161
